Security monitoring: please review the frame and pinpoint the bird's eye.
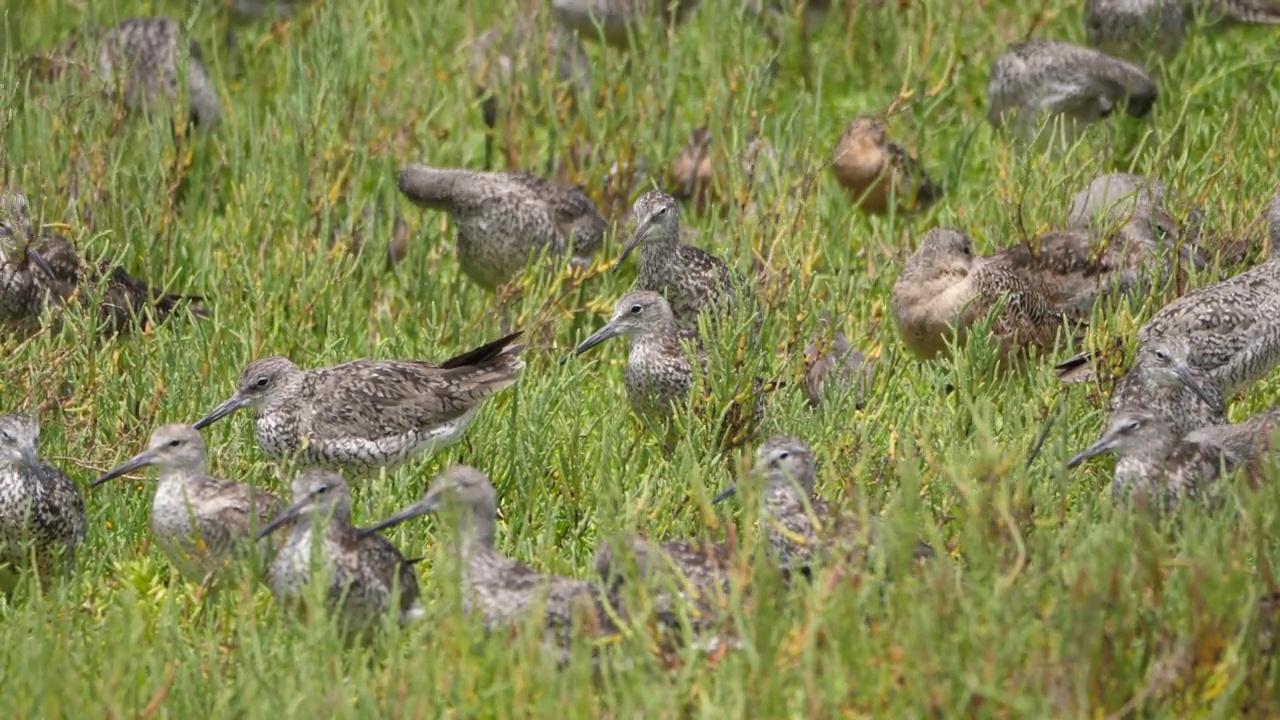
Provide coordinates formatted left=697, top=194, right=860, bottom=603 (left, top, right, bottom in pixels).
left=778, top=451, right=791, bottom=460
left=254, top=376, right=270, bottom=388
left=0, top=431, right=13, bottom=443
left=1124, top=421, right=1141, bottom=432
left=655, top=206, right=668, bottom=217
left=629, top=304, right=643, bottom=314
left=168, top=440, right=181, bottom=447
left=316, top=485, right=329, bottom=494
left=1154, top=350, right=1169, bottom=362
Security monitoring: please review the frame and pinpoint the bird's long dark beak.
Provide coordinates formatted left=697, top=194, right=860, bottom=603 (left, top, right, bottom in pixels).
left=711, top=484, right=738, bottom=505
left=193, top=394, right=247, bottom=430
left=25, top=248, right=56, bottom=278
left=1173, top=368, right=1217, bottom=409
left=93, top=450, right=159, bottom=488
left=362, top=495, right=442, bottom=536
left=256, top=496, right=312, bottom=541
left=1066, top=437, right=1115, bottom=469
left=568, top=321, right=622, bottom=359
left=610, top=230, right=644, bottom=274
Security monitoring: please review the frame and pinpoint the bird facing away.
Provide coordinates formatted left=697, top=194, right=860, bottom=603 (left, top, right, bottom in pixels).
left=713, top=436, right=934, bottom=574
left=803, top=327, right=875, bottom=410
left=0, top=413, right=87, bottom=588
left=192, top=332, right=526, bottom=472
left=25, top=17, right=221, bottom=128
left=830, top=117, right=941, bottom=215
left=93, top=424, right=282, bottom=584
left=611, top=190, right=734, bottom=333
left=1067, top=172, right=1178, bottom=243
left=257, top=468, right=423, bottom=639
left=1067, top=409, right=1233, bottom=508
left=0, top=188, right=205, bottom=334
left=363, top=466, right=622, bottom=659
left=570, top=291, right=697, bottom=431
left=987, top=39, right=1157, bottom=145
left=1109, top=335, right=1226, bottom=438
left=549, top=0, right=701, bottom=48
left=1086, top=0, right=1280, bottom=63
left=397, top=166, right=606, bottom=292
left=891, top=228, right=1080, bottom=361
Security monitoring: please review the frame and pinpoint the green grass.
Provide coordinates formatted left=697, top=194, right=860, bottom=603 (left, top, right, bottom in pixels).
left=3, top=0, right=1280, bottom=715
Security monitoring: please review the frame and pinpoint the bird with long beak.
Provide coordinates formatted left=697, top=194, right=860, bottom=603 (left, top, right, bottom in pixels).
left=1066, top=409, right=1232, bottom=508
left=256, top=468, right=423, bottom=639
left=0, top=412, right=87, bottom=587
left=191, top=332, right=525, bottom=472
left=1108, top=335, right=1225, bottom=438
left=610, top=190, right=734, bottom=334
left=363, top=465, right=622, bottom=662
left=93, top=424, right=282, bottom=585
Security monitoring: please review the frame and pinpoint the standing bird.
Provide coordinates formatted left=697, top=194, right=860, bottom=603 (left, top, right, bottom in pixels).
left=397, top=166, right=606, bottom=292
left=192, top=332, right=526, bottom=472
left=891, top=228, right=1081, bottom=361
left=0, top=189, right=52, bottom=327
left=93, top=424, right=281, bottom=584
left=611, top=190, right=734, bottom=333
left=257, top=468, right=423, bottom=639
left=25, top=17, right=221, bottom=129
left=0, top=413, right=87, bottom=589
left=987, top=39, right=1157, bottom=146
left=1086, top=0, right=1280, bottom=63
left=549, top=0, right=701, bottom=48
left=831, top=117, right=940, bottom=216
left=363, top=466, right=622, bottom=661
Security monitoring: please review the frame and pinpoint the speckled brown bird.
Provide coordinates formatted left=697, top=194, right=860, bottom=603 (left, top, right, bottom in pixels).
left=1086, top=0, right=1280, bottom=63
left=831, top=117, right=940, bottom=215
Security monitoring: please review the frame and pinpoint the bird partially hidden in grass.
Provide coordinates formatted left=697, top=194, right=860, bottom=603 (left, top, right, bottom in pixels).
left=93, top=424, right=282, bottom=587
left=549, top=0, right=701, bottom=49
left=830, top=116, right=941, bottom=216
left=192, top=332, right=526, bottom=473
left=257, top=468, right=424, bottom=641
left=1085, top=0, right=1280, bottom=64
left=803, top=322, right=876, bottom=410
left=0, top=412, right=87, bottom=593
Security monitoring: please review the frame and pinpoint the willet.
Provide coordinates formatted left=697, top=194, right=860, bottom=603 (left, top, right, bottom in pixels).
left=1086, top=0, right=1280, bottom=63
left=611, top=190, right=734, bottom=333
left=1186, top=407, right=1280, bottom=466
left=193, top=332, right=525, bottom=472
left=363, top=466, right=622, bottom=660
left=257, top=468, right=423, bottom=638
left=25, top=17, right=221, bottom=128
left=549, top=0, right=700, bottom=48
left=892, top=228, right=1082, bottom=361
left=987, top=39, right=1157, bottom=145
left=831, top=117, right=940, bottom=216
left=397, top=165, right=606, bottom=292
left=93, top=424, right=282, bottom=584
left=0, top=413, right=87, bottom=589
left=1109, top=335, right=1226, bottom=438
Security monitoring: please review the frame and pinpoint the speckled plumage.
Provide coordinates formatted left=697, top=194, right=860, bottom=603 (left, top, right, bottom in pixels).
left=987, top=39, right=1157, bottom=145
left=258, top=469, right=423, bottom=638
left=571, top=291, right=697, bottom=430
left=0, top=413, right=87, bottom=586
left=549, top=0, right=700, bottom=48
left=831, top=117, right=940, bottom=215
left=398, top=166, right=606, bottom=291
left=1068, top=409, right=1232, bottom=508
left=364, top=466, right=621, bottom=658
left=1186, top=406, right=1280, bottom=465
left=611, top=191, right=734, bottom=333
left=93, top=425, right=281, bottom=583
left=1109, top=335, right=1226, bottom=438
left=193, top=332, right=526, bottom=471
left=892, top=228, right=1082, bottom=361
left=0, top=188, right=205, bottom=333
left=1268, top=187, right=1280, bottom=250
left=803, top=327, right=875, bottom=409
left=1086, top=0, right=1280, bottom=62
left=29, top=17, right=221, bottom=128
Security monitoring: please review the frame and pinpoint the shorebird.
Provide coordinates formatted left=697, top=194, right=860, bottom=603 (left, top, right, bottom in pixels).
left=667, top=127, right=774, bottom=216
left=569, top=291, right=696, bottom=431
left=1067, top=173, right=1177, bottom=240
left=1067, top=409, right=1234, bottom=508
left=1086, top=0, right=1280, bottom=63
left=803, top=327, right=875, bottom=409
left=611, top=190, right=734, bottom=333
left=397, top=166, right=606, bottom=291
left=0, top=413, right=87, bottom=589
left=93, top=424, right=282, bottom=584
left=713, top=436, right=934, bottom=574
left=987, top=39, right=1157, bottom=145
left=549, top=0, right=700, bottom=48
left=363, top=466, right=622, bottom=659
left=1268, top=187, right=1280, bottom=250
left=470, top=14, right=591, bottom=171
left=193, top=332, right=525, bottom=472
left=1186, top=407, right=1280, bottom=465
left=0, top=188, right=204, bottom=334
left=257, top=468, right=423, bottom=638
left=892, top=228, right=1082, bottom=361
left=25, top=17, right=221, bottom=128
left=831, top=117, right=941, bottom=216
left=1109, top=335, right=1226, bottom=438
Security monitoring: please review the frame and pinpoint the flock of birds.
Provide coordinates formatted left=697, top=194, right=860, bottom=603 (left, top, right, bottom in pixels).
left=4, top=0, right=1280, bottom=664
